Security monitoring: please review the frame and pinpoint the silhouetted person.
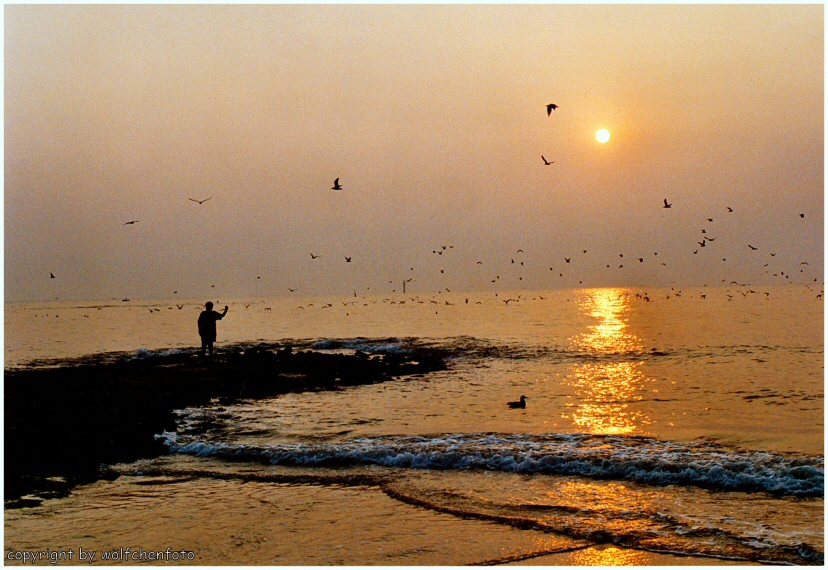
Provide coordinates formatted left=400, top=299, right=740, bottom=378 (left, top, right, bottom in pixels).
left=198, top=301, right=228, bottom=357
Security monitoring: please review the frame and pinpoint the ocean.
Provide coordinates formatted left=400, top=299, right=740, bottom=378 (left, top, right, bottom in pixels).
left=4, top=285, right=824, bottom=565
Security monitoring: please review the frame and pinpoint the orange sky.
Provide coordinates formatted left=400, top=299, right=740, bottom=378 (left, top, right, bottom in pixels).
left=5, top=5, right=823, bottom=301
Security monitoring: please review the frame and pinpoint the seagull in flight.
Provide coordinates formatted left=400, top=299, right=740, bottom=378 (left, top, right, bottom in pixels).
left=189, top=197, right=212, bottom=204
left=124, top=220, right=139, bottom=225
left=542, top=156, right=555, bottom=165
left=663, top=198, right=672, bottom=209
left=331, top=178, right=343, bottom=190
left=546, top=103, right=558, bottom=115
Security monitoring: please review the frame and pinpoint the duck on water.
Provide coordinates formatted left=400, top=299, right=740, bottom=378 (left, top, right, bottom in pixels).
left=507, top=395, right=528, bottom=409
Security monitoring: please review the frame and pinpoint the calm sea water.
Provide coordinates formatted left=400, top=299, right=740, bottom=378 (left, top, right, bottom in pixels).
left=4, top=285, right=824, bottom=564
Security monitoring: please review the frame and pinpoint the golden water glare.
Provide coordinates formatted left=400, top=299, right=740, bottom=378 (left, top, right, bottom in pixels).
left=564, top=290, right=653, bottom=435
left=570, top=545, right=652, bottom=566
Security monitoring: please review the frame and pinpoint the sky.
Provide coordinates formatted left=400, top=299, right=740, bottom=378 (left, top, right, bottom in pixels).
left=4, top=4, right=824, bottom=302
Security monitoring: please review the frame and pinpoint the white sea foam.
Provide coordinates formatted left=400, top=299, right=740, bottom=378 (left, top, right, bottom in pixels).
left=129, top=347, right=187, bottom=360
left=157, top=432, right=823, bottom=497
left=309, top=337, right=410, bottom=355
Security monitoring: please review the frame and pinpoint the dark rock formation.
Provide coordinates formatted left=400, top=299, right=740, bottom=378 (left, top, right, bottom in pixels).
left=5, top=347, right=446, bottom=507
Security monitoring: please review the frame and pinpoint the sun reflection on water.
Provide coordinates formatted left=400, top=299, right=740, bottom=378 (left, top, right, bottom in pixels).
left=564, top=290, right=653, bottom=435
left=569, top=545, right=653, bottom=566
left=577, top=290, right=643, bottom=354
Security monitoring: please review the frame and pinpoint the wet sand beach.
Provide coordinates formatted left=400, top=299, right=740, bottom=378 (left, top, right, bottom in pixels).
left=5, top=457, right=746, bottom=566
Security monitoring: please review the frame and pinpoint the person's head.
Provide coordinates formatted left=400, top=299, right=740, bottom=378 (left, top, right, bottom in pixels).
left=205, top=301, right=214, bottom=310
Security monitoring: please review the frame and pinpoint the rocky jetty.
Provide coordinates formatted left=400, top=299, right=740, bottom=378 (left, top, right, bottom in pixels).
left=5, top=346, right=447, bottom=507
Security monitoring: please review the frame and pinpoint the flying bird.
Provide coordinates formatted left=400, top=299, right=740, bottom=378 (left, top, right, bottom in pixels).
left=542, top=156, right=555, bottom=165
left=189, top=197, right=212, bottom=204
left=800, top=213, right=805, bottom=218
left=546, top=103, right=558, bottom=115
left=345, top=257, right=352, bottom=262
left=507, top=395, right=528, bottom=409
left=310, top=253, right=320, bottom=259
left=727, top=207, right=733, bottom=212
left=663, top=199, right=672, bottom=209
left=50, top=272, right=55, bottom=279
left=748, top=244, right=758, bottom=250
left=331, top=178, right=343, bottom=190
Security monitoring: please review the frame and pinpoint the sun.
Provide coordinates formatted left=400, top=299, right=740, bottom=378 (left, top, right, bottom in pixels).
left=596, top=129, right=611, bottom=143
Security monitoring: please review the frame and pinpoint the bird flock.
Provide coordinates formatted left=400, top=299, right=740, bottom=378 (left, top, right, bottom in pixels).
left=47, top=102, right=820, bottom=304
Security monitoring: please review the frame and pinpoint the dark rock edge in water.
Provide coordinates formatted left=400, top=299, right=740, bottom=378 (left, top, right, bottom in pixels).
left=4, top=346, right=447, bottom=507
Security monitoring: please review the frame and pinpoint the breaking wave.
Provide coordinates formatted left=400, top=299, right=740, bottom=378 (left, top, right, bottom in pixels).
left=158, top=432, right=823, bottom=497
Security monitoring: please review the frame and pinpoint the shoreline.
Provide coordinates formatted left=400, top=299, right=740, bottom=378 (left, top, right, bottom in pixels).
left=4, top=346, right=447, bottom=507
